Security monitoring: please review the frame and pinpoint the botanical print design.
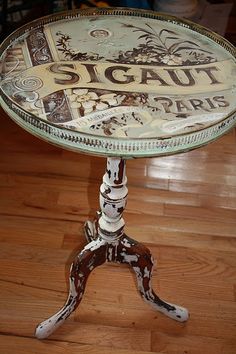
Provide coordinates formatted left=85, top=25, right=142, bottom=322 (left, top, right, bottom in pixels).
left=55, top=22, right=216, bottom=66
left=53, top=87, right=159, bottom=136
left=1, top=13, right=234, bottom=141
left=56, top=31, right=104, bottom=61
left=58, top=85, right=233, bottom=138
left=110, top=23, right=216, bottom=65
left=67, top=88, right=121, bottom=115
left=65, top=88, right=151, bottom=136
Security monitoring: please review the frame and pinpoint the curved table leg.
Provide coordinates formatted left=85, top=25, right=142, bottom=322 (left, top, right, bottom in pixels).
left=35, top=237, right=107, bottom=339
left=117, top=235, right=189, bottom=322
left=35, top=158, right=188, bottom=340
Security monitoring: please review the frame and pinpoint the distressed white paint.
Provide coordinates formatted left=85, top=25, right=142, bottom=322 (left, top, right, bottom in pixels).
left=121, top=253, right=139, bottom=263
left=131, top=257, right=188, bottom=322
left=144, top=297, right=189, bottom=322
left=108, top=247, right=113, bottom=262
left=35, top=157, right=189, bottom=340
left=83, top=237, right=106, bottom=252
left=121, top=238, right=132, bottom=248
left=35, top=238, right=106, bottom=339
left=98, top=158, right=128, bottom=239
left=143, top=266, right=150, bottom=278
left=35, top=275, right=79, bottom=339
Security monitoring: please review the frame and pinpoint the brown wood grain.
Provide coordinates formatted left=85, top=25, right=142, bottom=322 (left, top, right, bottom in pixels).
left=0, top=108, right=236, bottom=354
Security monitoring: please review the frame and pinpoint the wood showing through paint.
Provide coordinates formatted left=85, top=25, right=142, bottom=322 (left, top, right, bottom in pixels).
left=35, top=232, right=188, bottom=339
left=35, top=157, right=188, bottom=339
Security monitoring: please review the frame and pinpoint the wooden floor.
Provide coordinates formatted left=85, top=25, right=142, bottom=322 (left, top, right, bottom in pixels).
left=0, top=107, right=236, bottom=354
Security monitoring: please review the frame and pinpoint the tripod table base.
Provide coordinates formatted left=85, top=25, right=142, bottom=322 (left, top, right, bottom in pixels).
left=35, top=231, right=188, bottom=339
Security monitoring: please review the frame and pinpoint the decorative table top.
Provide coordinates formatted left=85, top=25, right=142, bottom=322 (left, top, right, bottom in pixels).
left=0, top=8, right=236, bottom=157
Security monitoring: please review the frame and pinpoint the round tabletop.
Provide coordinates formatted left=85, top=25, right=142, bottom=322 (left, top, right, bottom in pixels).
left=0, top=8, right=236, bottom=158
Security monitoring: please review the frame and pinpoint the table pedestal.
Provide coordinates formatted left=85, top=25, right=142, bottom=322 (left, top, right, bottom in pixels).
left=35, top=158, right=188, bottom=339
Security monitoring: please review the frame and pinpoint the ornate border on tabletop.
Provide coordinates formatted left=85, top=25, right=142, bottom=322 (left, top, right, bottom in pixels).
left=1, top=92, right=236, bottom=158
left=0, top=7, right=236, bottom=158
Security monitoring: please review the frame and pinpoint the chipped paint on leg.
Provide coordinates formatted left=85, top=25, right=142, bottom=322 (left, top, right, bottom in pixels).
left=35, top=239, right=107, bottom=339
left=118, top=234, right=189, bottom=323
left=36, top=157, right=188, bottom=340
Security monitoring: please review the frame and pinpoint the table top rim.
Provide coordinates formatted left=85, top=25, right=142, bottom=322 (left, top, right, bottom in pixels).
left=1, top=7, right=236, bottom=157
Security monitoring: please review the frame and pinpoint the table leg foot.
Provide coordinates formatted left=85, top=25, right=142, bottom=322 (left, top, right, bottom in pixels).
left=117, top=235, right=189, bottom=322
left=35, top=237, right=107, bottom=339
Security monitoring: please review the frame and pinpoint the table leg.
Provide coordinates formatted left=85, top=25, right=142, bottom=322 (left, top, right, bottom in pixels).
left=115, top=234, right=188, bottom=322
left=35, top=157, right=188, bottom=339
left=35, top=237, right=107, bottom=339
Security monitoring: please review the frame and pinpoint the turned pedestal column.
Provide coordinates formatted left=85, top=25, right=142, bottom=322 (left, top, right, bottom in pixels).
left=35, top=158, right=188, bottom=339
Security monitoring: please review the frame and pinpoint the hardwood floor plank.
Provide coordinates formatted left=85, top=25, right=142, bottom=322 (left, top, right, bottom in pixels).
left=0, top=335, right=158, bottom=354
left=164, top=203, right=236, bottom=223
left=169, top=179, right=236, bottom=197
left=0, top=215, right=73, bottom=248
left=151, top=332, right=236, bottom=354
left=0, top=240, right=235, bottom=292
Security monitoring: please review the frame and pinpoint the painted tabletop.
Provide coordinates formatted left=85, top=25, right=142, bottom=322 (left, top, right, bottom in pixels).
left=0, top=8, right=236, bottom=157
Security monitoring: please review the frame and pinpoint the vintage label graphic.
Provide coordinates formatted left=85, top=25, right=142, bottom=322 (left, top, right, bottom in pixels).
left=2, top=59, right=234, bottom=98
left=1, top=15, right=235, bottom=139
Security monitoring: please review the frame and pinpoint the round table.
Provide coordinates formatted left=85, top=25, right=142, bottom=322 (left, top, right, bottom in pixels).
left=0, top=7, right=235, bottom=340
